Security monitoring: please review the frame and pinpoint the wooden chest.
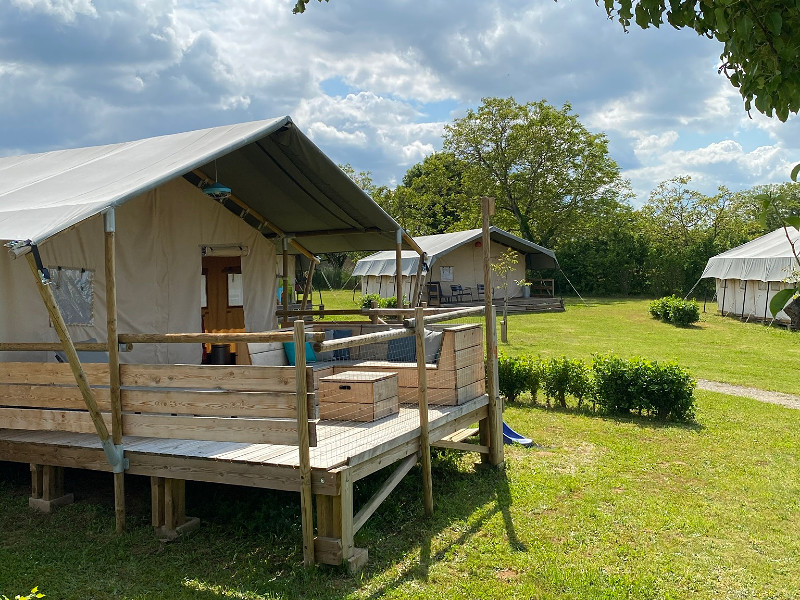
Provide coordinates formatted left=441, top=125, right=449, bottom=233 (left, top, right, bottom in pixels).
left=318, top=371, right=399, bottom=422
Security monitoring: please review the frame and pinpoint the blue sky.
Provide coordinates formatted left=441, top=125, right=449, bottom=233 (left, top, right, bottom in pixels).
left=0, top=0, right=798, bottom=206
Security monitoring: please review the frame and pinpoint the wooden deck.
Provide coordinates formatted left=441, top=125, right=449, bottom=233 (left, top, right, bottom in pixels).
left=0, top=395, right=488, bottom=493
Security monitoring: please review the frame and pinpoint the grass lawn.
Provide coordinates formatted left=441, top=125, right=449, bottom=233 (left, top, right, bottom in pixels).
left=2, top=296, right=799, bottom=598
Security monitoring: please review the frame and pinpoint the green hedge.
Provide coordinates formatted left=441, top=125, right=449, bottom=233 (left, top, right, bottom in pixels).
left=649, top=295, right=700, bottom=326
left=498, top=353, right=696, bottom=422
left=359, top=294, right=403, bottom=309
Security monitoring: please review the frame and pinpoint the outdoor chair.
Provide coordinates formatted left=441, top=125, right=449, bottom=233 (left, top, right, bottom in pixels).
left=477, top=283, right=485, bottom=299
left=427, top=281, right=451, bottom=307
left=450, top=284, right=474, bottom=302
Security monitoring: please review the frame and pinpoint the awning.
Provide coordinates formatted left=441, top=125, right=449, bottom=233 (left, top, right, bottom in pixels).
left=0, top=117, right=404, bottom=254
left=701, top=227, right=800, bottom=282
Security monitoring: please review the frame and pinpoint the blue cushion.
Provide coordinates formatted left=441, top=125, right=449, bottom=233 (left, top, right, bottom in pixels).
left=283, top=342, right=317, bottom=366
left=331, top=329, right=352, bottom=360
left=388, top=336, right=416, bottom=362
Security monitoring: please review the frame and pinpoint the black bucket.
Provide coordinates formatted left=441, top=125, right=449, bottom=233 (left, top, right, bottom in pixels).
left=209, top=343, right=231, bottom=365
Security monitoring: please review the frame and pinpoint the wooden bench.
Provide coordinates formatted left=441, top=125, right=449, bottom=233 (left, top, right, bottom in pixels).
left=0, top=361, right=317, bottom=537
left=245, top=323, right=486, bottom=407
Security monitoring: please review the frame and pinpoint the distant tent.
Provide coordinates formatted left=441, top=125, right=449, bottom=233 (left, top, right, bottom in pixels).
left=353, top=227, right=558, bottom=301
left=701, top=227, right=800, bottom=322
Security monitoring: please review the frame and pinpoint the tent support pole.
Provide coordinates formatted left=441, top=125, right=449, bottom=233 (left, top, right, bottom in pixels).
left=412, top=252, right=426, bottom=307
left=300, top=259, right=316, bottom=311
left=25, top=251, right=127, bottom=474
left=764, top=286, right=770, bottom=323
left=481, top=196, right=504, bottom=468
left=282, top=238, right=290, bottom=327
left=721, top=281, right=727, bottom=316
left=741, top=282, right=747, bottom=319
left=396, top=229, right=403, bottom=306
left=104, top=209, right=126, bottom=533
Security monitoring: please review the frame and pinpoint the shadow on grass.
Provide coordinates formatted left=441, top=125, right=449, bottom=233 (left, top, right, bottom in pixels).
left=507, top=399, right=704, bottom=432
left=0, top=452, right=523, bottom=599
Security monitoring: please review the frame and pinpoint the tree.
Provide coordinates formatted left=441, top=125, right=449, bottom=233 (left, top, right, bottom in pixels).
left=601, top=1, right=800, bottom=121
left=638, top=176, right=749, bottom=296
left=294, top=1, right=800, bottom=121
left=444, top=97, right=629, bottom=249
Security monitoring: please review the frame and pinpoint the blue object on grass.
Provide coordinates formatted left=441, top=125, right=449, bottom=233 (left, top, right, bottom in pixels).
left=502, top=422, right=533, bottom=447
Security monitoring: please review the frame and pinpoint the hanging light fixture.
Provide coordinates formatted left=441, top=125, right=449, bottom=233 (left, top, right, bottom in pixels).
left=202, top=160, right=231, bottom=200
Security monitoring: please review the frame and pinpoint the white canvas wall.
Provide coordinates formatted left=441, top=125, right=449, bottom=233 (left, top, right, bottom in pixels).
left=359, top=240, right=526, bottom=300
left=714, top=278, right=791, bottom=321
left=0, top=177, right=277, bottom=364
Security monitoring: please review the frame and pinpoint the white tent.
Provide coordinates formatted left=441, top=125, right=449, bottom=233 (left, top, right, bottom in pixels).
left=701, top=227, right=800, bottom=321
left=0, top=117, right=405, bottom=364
left=353, top=227, right=558, bottom=301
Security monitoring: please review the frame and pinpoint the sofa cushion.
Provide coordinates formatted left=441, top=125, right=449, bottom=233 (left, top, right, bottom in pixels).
left=283, top=342, right=317, bottom=366
left=388, top=336, right=416, bottom=362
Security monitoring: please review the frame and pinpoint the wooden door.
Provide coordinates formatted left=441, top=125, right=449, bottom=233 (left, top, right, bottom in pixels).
left=201, top=256, right=245, bottom=349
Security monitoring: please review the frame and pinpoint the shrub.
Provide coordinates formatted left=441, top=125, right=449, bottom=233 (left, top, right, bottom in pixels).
left=592, top=353, right=696, bottom=421
left=360, top=293, right=382, bottom=309
left=498, top=353, right=530, bottom=401
left=541, top=357, right=592, bottom=409
left=524, top=356, right=543, bottom=403
left=649, top=295, right=700, bottom=326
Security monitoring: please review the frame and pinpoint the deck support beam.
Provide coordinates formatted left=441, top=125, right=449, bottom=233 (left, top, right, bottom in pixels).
left=314, top=468, right=368, bottom=572
left=415, top=306, right=434, bottom=516
left=105, top=209, right=126, bottom=533
left=29, top=464, right=73, bottom=513
left=294, top=320, right=315, bottom=567
left=151, top=476, right=199, bottom=540
left=481, top=197, right=504, bottom=468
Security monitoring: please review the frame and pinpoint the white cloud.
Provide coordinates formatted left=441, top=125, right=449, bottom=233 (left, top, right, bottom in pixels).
left=0, top=0, right=798, bottom=202
left=10, top=0, right=96, bottom=21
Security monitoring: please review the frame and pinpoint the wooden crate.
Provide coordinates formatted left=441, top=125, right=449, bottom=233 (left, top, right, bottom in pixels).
left=319, top=371, right=399, bottom=422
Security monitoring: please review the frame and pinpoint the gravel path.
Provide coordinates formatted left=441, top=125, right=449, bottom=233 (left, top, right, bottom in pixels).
left=697, top=379, right=800, bottom=410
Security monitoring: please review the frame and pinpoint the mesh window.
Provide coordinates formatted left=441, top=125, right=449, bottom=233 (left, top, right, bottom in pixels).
left=49, top=267, right=94, bottom=326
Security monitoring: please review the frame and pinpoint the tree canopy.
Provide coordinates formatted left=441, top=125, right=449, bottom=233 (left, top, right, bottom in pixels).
left=444, top=97, right=629, bottom=249
left=602, top=0, right=800, bottom=121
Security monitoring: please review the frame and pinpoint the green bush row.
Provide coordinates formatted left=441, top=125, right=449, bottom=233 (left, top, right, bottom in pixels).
left=498, top=353, right=696, bottom=422
left=359, top=293, right=401, bottom=309
left=649, top=295, right=700, bottom=326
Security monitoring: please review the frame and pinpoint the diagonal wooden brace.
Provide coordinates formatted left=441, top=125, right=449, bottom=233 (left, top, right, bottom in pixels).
left=25, top=249, right=127, bottom=473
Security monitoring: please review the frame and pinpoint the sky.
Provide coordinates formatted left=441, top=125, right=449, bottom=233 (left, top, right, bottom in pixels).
left=1, top=0, right=798, bottom=206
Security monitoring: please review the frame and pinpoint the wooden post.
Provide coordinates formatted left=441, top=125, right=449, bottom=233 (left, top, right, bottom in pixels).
left=282, top=238, right=290, bottom=327
left=294, top=319, right=315, bottom=567
left=415, top=305, right=434, bottom=516
left=300, top=259, right=315, bottom=311
left=105, top=209, right=125, bottom=533
left=25, top=253, right=111, bottom=443
left=395, top=229, right=404, bottom=305
left=412, top=252, right=426, bottom=308
left=481, top=197, right=504, bottom=468
left=29, top=464, right=73, bottom=513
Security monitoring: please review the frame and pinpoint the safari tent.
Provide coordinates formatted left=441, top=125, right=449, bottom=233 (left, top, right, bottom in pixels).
left=701, top=226, right=800, bottom=322
left=0, top=117, right=502, bottom=569
left=353, top=227, right=558, bottom=303
left=0, top=117, right=409, bottom=365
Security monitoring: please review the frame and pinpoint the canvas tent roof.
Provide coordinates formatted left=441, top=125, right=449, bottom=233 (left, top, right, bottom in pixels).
left=701, top=227, right=800, bottom=282
left=0, top=117, right=404, bottom=254
left=352, top=227, right=558, bottom=277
